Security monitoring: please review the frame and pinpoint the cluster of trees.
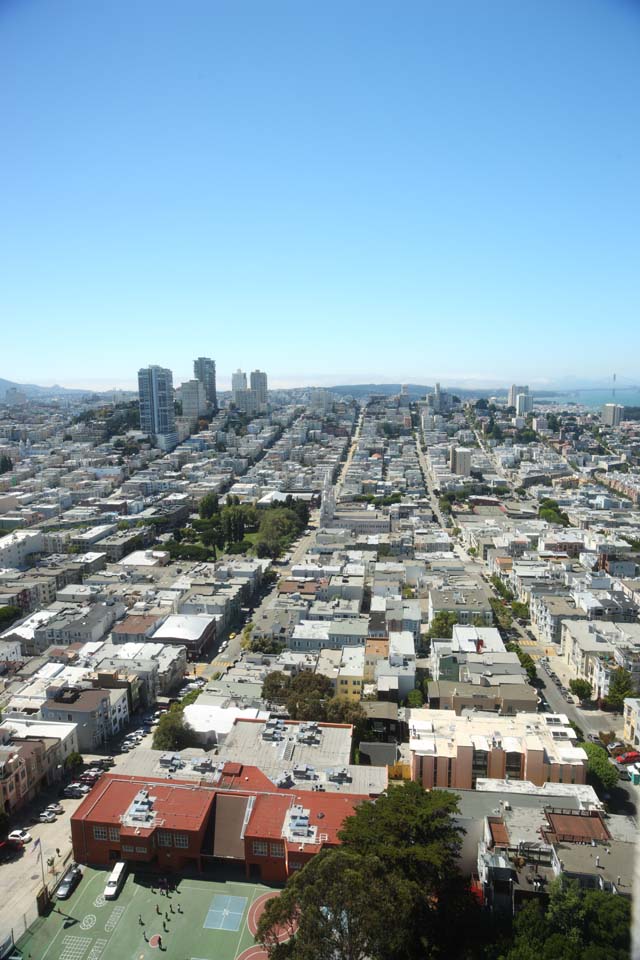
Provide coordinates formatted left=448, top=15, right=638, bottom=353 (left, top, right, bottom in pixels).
left=0, top=454, right=13, bottom=475
left=498, top=880, right=630, bottom=960
left=582, top=742, right=618, bottom=793
left=511, top=601, right=530, bottom=621
left=188, top=493, right=310, bottom=559
left=489, top=597, right=513, bottom=630
left=491, top=575, right=515, bottom=602
left=0, top=605, right=21, bottom=629
left=485, top=417, right=504, bottom=440
left=258, top=784, right=475, bottom=960
left=546, top=413, right=561, bottom=432
left=514, top=428, right=538, bottom=444
left=72, top=401, right=140, bottom=439
left=538, top=498, right=570, bottom=527
left=354, top=492, right=403, bottom=506
left=506, top=642, right=536, bottom=682
left=261, top=671, right=367, bottom=736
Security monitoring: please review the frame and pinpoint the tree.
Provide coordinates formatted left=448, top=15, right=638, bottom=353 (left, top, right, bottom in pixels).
left=0, top=455, right=13, bottom=475
left=286, top=671, right=334, bottom=721
left=325, top=697, right=367, bottom=741
left=64, top=751, right=83, bottom=770
left=569, top=678, right=592, bottom=703
left=259, top=786, right=471, bottom=960
left=199, top=493, right=219, bottom=520
left=406, top=688, right=424, bottom=708
left=258, top=850, right=414, bottom=960
left=583, top=742, right=618, bottom=793
left=511, top=601, right=530, bottom=621
left=0, top=811, right=9, bottom=840
left=604, top=668, right=634, bottom=711
left=426, top=611, right=458, bottom=640
left=262, top=671, right=289, bottom=703
left=0, top=605, right=21, bottom=629
left=500, top=880, right=630, bottom=960
left=152, top=707, right=198, bottom=750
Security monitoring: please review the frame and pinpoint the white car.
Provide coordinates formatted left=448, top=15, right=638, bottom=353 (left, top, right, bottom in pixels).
left=39, top=811, right=56, bottom=823
left=8, top=829, right=32, bottom=844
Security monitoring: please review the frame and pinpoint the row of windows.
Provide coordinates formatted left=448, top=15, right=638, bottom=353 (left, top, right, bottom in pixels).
left=93, top=826, right=120, bottom=842
left=122, top=844, right=147, bottom=854
left=252, top=840, right=285, bottom=858
left=93, top=825, right=188, bottom=848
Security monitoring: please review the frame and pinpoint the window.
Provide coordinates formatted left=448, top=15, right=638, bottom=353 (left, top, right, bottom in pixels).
left=135, top=846, right=147, bottom=854
left=289, top=859, right=303, bottom=871
left=93, top=825, right=108, bottom=841
left=108, top=827, right=120, bottom=842
left=174, top=834, right=189, bottom=849
left=122, top=844, right=135, bottom=853
left=157, top=830, right=172, bottom=847
left=252, top=840, right=268, bottom=857
left=270, top=842, right=285, bottom=858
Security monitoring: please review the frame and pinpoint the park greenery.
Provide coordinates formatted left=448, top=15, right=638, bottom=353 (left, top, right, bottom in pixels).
left=165, top=494, right=310, bottom=561
left=72, top=401, right=140, bottom=439
left=491, top=575, right=515, bottom=602
left=258, top=783, right=474, bottom=960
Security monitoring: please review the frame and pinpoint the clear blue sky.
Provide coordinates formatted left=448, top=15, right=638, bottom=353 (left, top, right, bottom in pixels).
left=1, top=0, right=639, bottom=390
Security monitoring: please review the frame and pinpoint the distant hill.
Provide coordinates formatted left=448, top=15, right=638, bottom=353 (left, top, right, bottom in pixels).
left=328, top=383, right=433, bottom=397
left=0, top=377, right=97, bottom=399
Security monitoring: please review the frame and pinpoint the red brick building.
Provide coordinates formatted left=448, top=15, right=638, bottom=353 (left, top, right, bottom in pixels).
left=70, top=765, right=366, bottom=883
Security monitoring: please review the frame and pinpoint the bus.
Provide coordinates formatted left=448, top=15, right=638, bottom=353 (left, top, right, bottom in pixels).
left=104, top=861, right=128, bottom=900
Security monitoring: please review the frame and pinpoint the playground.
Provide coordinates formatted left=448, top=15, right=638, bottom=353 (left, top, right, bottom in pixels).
left=14, top=867, right=291, bottom=960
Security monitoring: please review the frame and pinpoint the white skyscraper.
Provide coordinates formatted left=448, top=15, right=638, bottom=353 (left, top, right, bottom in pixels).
left=138, top=366, right=177, bottom=451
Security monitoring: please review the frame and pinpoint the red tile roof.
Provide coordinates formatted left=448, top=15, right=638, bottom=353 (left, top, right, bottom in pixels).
left=72, top=775, right=214, bottom=832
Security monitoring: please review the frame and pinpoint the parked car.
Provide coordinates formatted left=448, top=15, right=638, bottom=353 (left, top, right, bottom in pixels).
left=607, top=742, right=624, bottom=756
left=8, top=829, right=32, bottom=844
left=120, top=744, right=131, bottom=753
left=57, top=863, right=82, bottom=900
left=46, top=803, right=64, bottom=815
left=616, top=751, right=640, bottom=765
left=617, top=767, right=632, bottom=781
left=39, top=811, right=56, bottom=823
left=0, top=839, right=24, bottom=861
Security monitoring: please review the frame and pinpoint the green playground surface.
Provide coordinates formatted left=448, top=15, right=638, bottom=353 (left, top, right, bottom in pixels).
left=14, top=867, right=273, bottom=960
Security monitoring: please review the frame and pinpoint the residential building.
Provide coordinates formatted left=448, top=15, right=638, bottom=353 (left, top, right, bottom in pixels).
left=151, top=613, right=217, bottom=660
left=250, top=370, right=268, bottom=411
left=193, top=357, right=218, bottom=412
left=508, top=385, right=528, bottom=408
left=231, top=369, right=247, bottom=404
left=137, top=365, right=178, bottom=451
left=601, top=403, right=623, bottom=428
left=408, top=710, right=587, bottom=789
left=515, top=393, right=533, bottom=416
left=450, top=447, right=472, bottom=477
left=181, top=379, right=207, bottom=424
left=41, top=687, right=128, bottom=750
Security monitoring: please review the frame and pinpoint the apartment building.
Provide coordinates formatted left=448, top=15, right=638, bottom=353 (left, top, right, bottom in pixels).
left=409, top=710, right=587, bottom=790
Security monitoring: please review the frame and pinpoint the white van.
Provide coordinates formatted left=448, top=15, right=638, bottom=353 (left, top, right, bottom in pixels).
left=104, top=861, right=128, bottom=900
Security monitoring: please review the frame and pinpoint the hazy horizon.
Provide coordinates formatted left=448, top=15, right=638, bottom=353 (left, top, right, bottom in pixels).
left=2, top=0, right=639, bottom=385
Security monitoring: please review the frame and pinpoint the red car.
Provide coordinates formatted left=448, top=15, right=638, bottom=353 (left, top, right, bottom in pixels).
left=616, top=751, right=640, bottom=765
